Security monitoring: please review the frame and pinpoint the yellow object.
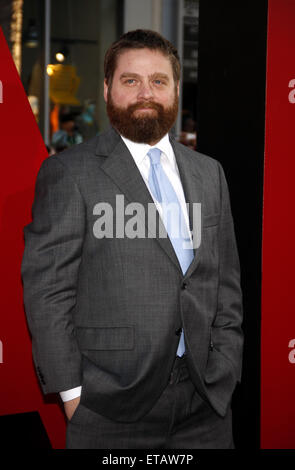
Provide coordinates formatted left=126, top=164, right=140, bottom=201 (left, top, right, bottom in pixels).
left=46, top=64, right=54, bottom=76
left=48, top=64, right=81, bottom=105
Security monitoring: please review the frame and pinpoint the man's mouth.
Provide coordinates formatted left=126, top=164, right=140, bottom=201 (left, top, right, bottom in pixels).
left=132, top=105, right=159, bottom=116
left=134, top=107, right=156, bottom=112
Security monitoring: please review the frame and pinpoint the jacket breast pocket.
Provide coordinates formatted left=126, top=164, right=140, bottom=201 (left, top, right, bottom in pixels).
left=203, top=213, right=220, bottom=228
left=76, top=326, right=134, bottom=351
left=202, top=213, right=220, bottom=261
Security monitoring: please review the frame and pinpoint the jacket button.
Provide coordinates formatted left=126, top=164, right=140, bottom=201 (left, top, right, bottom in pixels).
left=175, top=328, right=182, bottom=336
left=182, top=282, right=187, bottom=290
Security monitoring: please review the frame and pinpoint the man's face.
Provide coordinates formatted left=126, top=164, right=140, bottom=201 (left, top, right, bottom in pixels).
left=104, top=48, right=179, bottom=145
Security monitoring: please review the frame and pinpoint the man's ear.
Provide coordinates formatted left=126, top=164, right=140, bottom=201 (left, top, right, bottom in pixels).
left=103, top=79, right=109, bottom=103
left=176, top=81, right=180, bottom=97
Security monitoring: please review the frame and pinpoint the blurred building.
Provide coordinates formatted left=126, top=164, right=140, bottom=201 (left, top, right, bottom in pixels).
left=0, top=0, right=199, bottom=147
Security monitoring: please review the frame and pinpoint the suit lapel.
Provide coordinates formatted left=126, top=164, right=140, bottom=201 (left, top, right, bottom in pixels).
left=96, top=128, right=181, bottom=272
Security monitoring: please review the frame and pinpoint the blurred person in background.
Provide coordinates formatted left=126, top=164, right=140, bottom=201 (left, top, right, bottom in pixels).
left=179, top=112, right=197, bottom=150
left=76, top=99, right=99, bottom=141
left=51, top=113, right=83, bottom=151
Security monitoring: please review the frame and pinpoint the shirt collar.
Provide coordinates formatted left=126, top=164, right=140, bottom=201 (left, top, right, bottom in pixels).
left=121, top=133, right=174, bottom=167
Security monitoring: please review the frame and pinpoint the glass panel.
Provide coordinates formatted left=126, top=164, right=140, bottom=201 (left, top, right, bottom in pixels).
left=49, top=0, right=119, bottom=153
left=6, top=0, right=121, bottom=151
left=180, top=0, right=199, bottom=150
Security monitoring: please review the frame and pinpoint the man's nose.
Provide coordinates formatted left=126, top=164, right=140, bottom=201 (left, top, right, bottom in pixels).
left=137, top=81, right=154, bottom=100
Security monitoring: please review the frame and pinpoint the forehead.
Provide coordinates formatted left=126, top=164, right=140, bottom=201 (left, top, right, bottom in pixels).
left=114, top=48, right=173, bottom=78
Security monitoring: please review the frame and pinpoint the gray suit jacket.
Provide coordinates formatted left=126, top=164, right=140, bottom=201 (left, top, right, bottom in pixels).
left=21, top=127, right=243, bottom=422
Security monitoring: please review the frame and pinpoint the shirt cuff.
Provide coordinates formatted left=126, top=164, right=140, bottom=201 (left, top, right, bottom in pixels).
left=59, top=386, right=82, bottom=402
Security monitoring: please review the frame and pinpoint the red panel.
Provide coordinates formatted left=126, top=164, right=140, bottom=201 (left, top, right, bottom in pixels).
left=0, top=28, right=66, bottom=448
left=261, top=0, right=295, bottom=448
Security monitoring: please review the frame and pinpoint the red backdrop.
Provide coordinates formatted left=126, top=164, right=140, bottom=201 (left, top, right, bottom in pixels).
left=261, top=0, right=295, bottom=449
left=0, top=28, right=66, bottom=449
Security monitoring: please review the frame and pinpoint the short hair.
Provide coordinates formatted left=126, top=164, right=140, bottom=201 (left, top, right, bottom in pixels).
left=59, top=113, right=75, bottom=124
left=104, top=29, right=181, bottom=87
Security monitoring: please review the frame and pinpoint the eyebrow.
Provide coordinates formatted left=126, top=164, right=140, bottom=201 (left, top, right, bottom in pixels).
left=120, top=73, right=141, bottom=80
left=119, top=72, right=170, bottom=81
left=150, top=73, right=170, bottom=81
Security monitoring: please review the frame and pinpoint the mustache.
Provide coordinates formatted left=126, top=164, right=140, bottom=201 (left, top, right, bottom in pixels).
left=127, top=101, right=163, bottom=113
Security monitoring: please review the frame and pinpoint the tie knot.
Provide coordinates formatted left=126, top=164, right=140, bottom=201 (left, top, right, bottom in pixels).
left=147, top=148, right=161, bottom=165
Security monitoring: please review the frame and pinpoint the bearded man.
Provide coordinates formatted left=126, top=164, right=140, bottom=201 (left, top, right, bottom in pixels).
left=21, top=29, right=243, bottom=449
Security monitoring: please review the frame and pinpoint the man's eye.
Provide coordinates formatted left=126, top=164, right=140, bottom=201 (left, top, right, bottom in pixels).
left=125, top=79, right=136, bottom=85
left=154, top=79, right=167, bottom=86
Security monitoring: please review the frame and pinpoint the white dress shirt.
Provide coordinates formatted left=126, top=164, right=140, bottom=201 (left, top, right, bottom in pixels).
left=121, top=133, right=192, bottom=236
left=60, top=133, right=191, bottom=402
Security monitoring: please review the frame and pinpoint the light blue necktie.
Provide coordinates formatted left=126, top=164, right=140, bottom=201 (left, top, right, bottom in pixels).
left=147, top=148, right=194, bottom=356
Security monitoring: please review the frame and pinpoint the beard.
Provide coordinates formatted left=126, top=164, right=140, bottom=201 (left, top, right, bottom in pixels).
left=106, top=91, right=179, bottom=144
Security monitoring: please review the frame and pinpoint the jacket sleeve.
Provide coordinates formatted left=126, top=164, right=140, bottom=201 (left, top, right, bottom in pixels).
left=204, top=161, right=244, bottom=411
left=21, top=156, right=85, bottom=394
